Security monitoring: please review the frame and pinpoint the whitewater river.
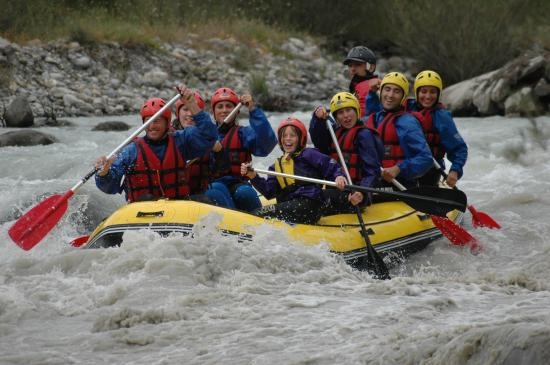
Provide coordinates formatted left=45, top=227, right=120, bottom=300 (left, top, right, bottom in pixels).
left=1, top=113, right=550, bottom=365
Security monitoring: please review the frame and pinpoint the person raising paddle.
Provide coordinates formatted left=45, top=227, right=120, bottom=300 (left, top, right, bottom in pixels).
left=94, top=85, right=217, bottom=202
left=309, top=92, right=383, bottom=214
left=172, top=90, right=223, bottom=197
left=205, top=87, right=277, bottom=212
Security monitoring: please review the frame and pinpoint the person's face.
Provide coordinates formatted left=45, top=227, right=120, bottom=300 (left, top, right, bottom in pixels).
left=178, top=106, right=195, bottom=128
left=417, top=86, right=439, bottom=108
left=335, top=107, right=358, bottom=129
left=214, top=101, right=237, bottom=123
left=144, top=116, right=169, bottom=140
left=280, top=126, right=299, bottom=154
left=381, top=84, right=404, bottom=111
left=347, top=61, right=367, bottom=77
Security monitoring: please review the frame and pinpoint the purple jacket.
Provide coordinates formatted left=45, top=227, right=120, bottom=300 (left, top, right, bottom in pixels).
left=251, top=148, right=343, bottom=202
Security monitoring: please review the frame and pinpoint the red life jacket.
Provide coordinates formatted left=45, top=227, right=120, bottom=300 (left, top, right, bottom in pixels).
left=186, top=155, right=210, bottom=194
left=213, top=125, right=252, bottom=179
left=329, top=125, right=365, bottom=184
left=354, top=79, right=371, bottom=119
left=125, top=136, right=190, bottom=202
left=411, top=104, right=445, bottom=160
left=365, top=111, right=407, bottom=168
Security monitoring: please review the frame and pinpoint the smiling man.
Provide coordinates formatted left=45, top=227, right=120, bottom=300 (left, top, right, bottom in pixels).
left=94, top=86, right=218, bottom=203
left=364, top=72, right=433, bottom=189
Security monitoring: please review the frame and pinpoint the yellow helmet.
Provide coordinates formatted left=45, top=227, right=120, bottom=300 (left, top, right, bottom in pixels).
left=380, top=72, right=410, bottom=104
left=414, top=70, right=443, bottom=98
left=329, top=92, right=360, bottom=117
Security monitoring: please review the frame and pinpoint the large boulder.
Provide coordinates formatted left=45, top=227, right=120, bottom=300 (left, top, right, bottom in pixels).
left=441, top=77, right=483, bottom=116
left=4, top=95, right=34, bottom=127
left=504, top=87, right=545, bottom=117
left=0, top=130, right=57, bottom=147
left=92, top=121, right=132, bottom=131
left=442, top=51, right=550, bottom=116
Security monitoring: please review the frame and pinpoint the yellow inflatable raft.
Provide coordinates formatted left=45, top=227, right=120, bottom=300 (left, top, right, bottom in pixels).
left=80, top=198, right=463, bottom=270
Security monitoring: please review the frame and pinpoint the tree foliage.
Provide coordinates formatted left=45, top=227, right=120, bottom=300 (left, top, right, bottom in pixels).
left=0, top=0, right=548, bottom=84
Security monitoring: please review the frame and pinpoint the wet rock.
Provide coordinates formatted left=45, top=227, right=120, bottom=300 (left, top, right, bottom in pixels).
left=441, top=78, right=480, bottom=117
left=504, top=87, right=544, bottom=117
left=0, top=130, right=57, bottom=147
left=4, top=95, right=34, bottom=127
left=33, top=117, right=73, bottom=127
left=473, top=78, right=499, bottom=115
left=92, top=121, right=132, bottom=131
left=534, top=78, right=550, bottom=97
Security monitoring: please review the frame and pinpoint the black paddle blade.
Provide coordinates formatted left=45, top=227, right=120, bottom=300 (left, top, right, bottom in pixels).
left=365, top=243, right=391, bottom=280
left=398, top=186, right=467, bottom=216
left=353, top=206, right=391, bottom=280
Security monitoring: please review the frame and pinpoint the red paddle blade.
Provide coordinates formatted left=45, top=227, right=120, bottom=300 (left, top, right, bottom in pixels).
left=69, top=235, right=89, bottom=248
left=8, top=191, right=73, bottom=251
left=431, top=215, right=482, bottom=254
left=468, top=205, right=501, bottom=229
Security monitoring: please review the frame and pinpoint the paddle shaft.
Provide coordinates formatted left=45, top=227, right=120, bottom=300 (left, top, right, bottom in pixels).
left=221, top=102, right=242, bottom=126
left=9, top=93, right=181, bottom=250
left=252, top=168, right=464, bottom=211
left=432, top=158, right=451, bottom=183
left=325, top=120, right=390, bottom=280
left=432, top=158, right=500, bottom=229
left=72, top=93, right=182, bottom=193
left=186, top=102, right=243, bottom=166
left=388, top=164, right=482, bottom=251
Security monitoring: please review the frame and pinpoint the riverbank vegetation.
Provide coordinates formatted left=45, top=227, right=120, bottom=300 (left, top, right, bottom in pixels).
left=1, top=0, right=548, bottom=84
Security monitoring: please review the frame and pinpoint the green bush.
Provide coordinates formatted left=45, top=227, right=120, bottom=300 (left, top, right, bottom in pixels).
left=382, top=0, right=536, bottom=84
left=1, top=0, right=548, bottom=85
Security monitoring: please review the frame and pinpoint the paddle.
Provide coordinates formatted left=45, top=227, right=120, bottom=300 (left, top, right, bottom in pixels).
left=433, top=159, right=500, bottom=229
left=386, top=172, right=482, bottom=253
left=70, top=235, right=89, bottom=248
left=186, top=102, right=243, bottom=166
left=220, top=102, right=242, bottom=128
left=252, top=168, right=466, bottom=217
left=325, top=121, right=390, bottom=280
left=8, top=93, right=182, bottom=251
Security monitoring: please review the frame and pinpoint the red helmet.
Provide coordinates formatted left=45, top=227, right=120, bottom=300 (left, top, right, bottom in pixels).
left=175, top=91, right=206, bottom=119
left=140, top=97, right=171, bottom=122
left=277, top=117, right=308, bottom=149
left=211, top=87, right=239, bottom=111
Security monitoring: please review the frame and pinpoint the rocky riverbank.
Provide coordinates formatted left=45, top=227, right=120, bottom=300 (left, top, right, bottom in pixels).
left=0, top=35, right=419, bottom=127
left=442, top=48, right=550, bottom=117
left=1, top=35, right=549, bottom=128
left=0, top=36, right=344, bottom=126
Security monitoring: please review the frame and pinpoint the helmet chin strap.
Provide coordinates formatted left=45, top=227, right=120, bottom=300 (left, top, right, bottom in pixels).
left=368, top=63, right=377, bottom=73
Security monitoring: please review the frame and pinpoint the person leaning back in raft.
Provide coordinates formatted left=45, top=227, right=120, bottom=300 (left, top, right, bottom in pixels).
left=241, top=117, right=347, bottom=224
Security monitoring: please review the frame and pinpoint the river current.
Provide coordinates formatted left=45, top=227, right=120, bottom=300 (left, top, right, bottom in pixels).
left=1, top=113, right=550, bottom=364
